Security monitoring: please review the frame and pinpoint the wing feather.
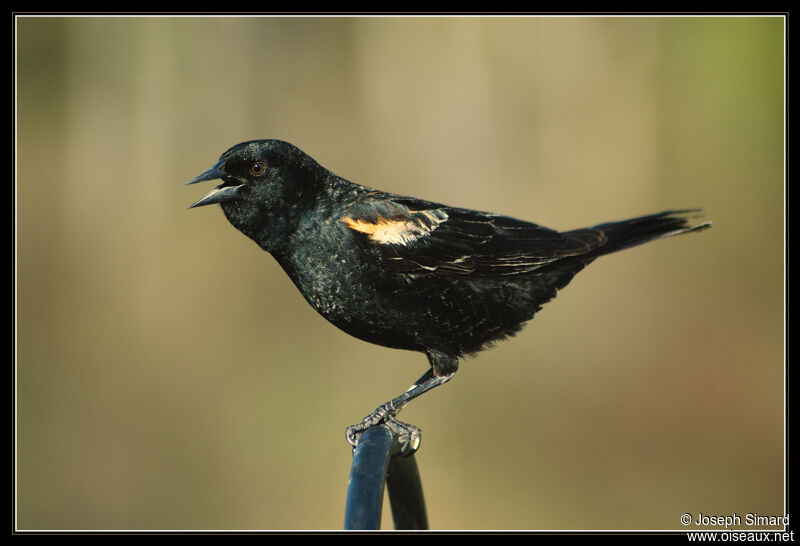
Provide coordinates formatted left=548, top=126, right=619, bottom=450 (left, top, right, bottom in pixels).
left=341, top=197, right=607, bottom=277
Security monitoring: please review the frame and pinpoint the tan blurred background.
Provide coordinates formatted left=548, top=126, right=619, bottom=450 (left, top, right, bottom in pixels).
left=16, top=15, right=784, bottom=531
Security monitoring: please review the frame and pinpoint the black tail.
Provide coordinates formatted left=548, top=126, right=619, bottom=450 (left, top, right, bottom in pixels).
left=586, top=209, right=711, bottom=258
left=509, top=210, right=709, bottom=326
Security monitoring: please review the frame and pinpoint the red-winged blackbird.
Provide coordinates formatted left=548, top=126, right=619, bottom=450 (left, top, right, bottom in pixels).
left=187, top=139, right=710, bottom=451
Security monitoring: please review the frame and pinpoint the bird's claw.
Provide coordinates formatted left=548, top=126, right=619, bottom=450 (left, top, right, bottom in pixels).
left=345, top=403, right=421, bottom=456
left=385, top=417, right=422, bottom=456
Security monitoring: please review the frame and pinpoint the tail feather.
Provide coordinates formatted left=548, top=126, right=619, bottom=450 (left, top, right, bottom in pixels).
left=583, top=209, right=711, bottom=257
left=503, top=210, right=709, bottom=332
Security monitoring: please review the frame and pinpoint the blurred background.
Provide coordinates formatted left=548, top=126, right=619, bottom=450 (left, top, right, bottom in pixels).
left=16, top=16, right=784, bottom=531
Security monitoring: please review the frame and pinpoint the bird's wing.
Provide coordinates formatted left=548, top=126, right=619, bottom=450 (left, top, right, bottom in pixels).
left=340, top=197, right=608, bottom=276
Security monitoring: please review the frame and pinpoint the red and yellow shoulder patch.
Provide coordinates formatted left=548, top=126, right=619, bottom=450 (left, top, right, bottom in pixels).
left=341, top=209, right=448, bottom=246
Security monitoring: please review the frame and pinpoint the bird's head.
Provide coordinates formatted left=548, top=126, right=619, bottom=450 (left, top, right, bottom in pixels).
left=186, top=140, right=327, bottom=251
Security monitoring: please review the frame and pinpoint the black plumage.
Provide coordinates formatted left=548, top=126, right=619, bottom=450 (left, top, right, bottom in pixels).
left=187, top=139, right=710, bottom=449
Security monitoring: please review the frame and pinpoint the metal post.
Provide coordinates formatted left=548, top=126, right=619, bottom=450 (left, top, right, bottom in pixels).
left=344, top=425, right=394, bottom=530
left=344, top=424, right=429, bottom=530
left=386, top=452, right=428, bottom=530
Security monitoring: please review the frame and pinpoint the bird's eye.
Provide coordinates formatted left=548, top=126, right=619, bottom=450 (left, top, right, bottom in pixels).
left=250, top=161, right=267, bottom=176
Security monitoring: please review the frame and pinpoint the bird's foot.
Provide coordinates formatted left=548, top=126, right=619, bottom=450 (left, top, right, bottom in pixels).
left=345, top=403, right=421, bottom=456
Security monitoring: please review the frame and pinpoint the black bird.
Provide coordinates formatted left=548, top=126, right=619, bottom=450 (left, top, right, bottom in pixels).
left=186, top=139, right=710, bottom=451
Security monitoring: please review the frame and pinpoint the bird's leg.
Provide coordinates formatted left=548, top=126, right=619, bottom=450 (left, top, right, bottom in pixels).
left=346, top=352, right=458, bottom=453
left=345, top=368, right=455, bottom=454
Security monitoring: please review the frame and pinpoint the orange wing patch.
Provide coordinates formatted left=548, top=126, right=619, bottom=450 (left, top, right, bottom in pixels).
left=341, top=209, right=448, bottom=245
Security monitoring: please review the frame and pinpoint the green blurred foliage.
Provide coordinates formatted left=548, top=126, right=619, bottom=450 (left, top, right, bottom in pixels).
left=16, top=16, right=783, bottom=530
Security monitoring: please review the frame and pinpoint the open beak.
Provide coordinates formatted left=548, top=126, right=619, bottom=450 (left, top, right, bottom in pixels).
left=185, top=160, right=244, bottom=208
